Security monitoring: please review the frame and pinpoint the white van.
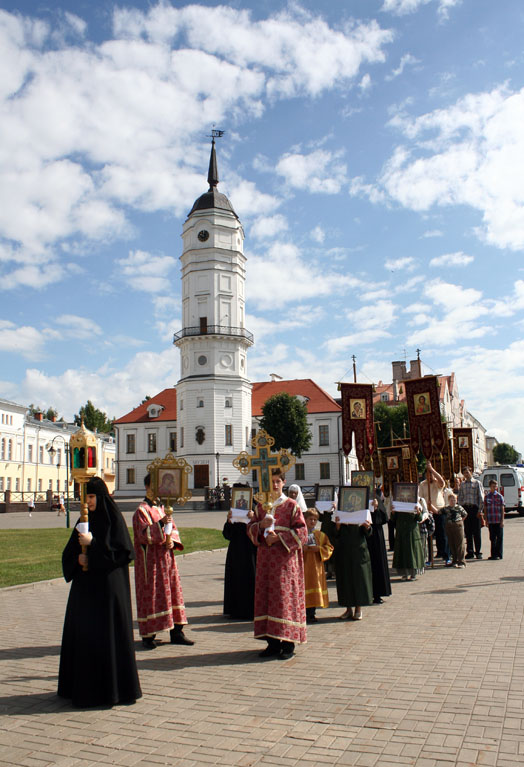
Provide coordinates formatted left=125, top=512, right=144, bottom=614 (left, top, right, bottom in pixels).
left=479, top=465, right=524, bottom=515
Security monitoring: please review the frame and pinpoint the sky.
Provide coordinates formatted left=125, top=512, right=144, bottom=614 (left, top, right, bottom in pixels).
left=0, top=0, right=523, bottom=451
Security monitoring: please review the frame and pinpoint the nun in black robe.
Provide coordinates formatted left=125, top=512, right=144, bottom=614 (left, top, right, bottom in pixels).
left=222, top=512, right=257, bottom=619
left=58, top=477, right=141, bottom=708
left=366, top=492, right=392, bottom=604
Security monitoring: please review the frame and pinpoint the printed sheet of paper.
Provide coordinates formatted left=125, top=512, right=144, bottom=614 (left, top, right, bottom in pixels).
left=393, top=501, right=419, bottom=513
left=230, top=508, right=250, bottom=523
left=335, top=508, right=372, bottom=525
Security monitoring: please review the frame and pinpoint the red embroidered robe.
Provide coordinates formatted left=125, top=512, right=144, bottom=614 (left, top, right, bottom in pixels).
left=132, top=501, right=187, bottom=637
left=247, top=496, right=307, bottom=643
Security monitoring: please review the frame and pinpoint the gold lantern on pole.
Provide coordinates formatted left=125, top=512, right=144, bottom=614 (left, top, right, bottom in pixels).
left=69, top=420, right=98, bottom=570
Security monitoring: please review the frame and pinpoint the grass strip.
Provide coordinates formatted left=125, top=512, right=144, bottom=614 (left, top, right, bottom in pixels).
left=0, top=527, right=225, bottom=589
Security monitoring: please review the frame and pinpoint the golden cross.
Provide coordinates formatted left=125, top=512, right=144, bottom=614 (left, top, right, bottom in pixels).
left=233, top=429, right=295, bottom=510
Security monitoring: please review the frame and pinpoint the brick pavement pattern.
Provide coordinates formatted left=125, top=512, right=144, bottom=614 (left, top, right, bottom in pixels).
left=1, top=517, right=524, bottom=766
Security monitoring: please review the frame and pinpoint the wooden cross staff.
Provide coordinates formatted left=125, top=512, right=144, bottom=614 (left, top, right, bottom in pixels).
left=233, top=429, right=295, bottom=511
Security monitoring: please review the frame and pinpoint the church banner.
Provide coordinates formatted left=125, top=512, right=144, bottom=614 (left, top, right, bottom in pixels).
left=379, top=446, right=410, bottom=496
left=404, top=376, right=445, bottom=460
left=452, top=428, right=474, bottom=474
left=433, top=435, right=453, bottom=481
left=340, top=383, right=375, bottom=462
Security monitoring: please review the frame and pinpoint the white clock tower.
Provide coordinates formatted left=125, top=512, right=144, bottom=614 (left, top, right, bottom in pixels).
left=173, top=137, right=253, bottom=489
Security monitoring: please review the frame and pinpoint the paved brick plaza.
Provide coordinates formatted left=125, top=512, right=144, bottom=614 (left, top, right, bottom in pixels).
left=1, top=515, right=524, bottom=766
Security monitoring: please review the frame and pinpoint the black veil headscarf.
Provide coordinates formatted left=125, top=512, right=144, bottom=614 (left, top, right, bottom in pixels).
left=84, top=476, right=134, bottom=565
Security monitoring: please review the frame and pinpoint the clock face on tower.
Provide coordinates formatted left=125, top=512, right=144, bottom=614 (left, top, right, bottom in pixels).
left=197, top=229, right=209, bottom=242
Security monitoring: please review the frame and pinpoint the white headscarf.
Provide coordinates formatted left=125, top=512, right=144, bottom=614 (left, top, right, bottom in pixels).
left=288, top=484, right=307, bottom=513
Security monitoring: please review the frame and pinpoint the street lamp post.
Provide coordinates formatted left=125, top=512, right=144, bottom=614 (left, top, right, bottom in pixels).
left=47, top=436, right=71, bottom=528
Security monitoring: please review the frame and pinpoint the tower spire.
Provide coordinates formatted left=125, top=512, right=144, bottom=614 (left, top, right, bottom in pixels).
left=207, top=128, right=224, bottom=190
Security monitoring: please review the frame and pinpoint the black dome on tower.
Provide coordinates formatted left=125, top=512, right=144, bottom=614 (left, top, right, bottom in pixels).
left=187, top=138, right=238, bottom=219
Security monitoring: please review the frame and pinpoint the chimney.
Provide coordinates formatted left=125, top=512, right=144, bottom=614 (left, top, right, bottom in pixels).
left=35, top=412, right=43, bottom=421
left=409, top=359, right=422, bottom=378
left=51, top=415, right=57, bottom=422
left=392, top=360, right=407, bottom=382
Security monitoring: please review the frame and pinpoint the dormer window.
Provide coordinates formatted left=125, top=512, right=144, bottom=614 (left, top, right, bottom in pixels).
left=380, top=393, right=390, bottom=402
left=225, top=398, right=232, bottom=408
left=147, top=403, right=164, bottom=419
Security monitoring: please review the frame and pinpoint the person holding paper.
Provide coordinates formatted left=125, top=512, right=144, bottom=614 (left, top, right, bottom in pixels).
left=58, top=477, right=141, bottom=708
left=302, top=508, right=333, bottom=623
left=391, top=498, right=425, bottom=580
left=132, top=474, right=194, bottom=649
left=334, top=515, right=373, bottom=621
left=247, top=469, right=307, bottom=660
left=223, top=506, right=257, bottom=619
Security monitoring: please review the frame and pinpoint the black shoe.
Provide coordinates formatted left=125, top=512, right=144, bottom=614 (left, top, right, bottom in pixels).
left=306, top=616, right=318, bottom=624
left=488, top=556, right=497, bottom=560
left=278, top=650, right=295, bottom=660
left=258, top=645, right=281, bottom=659
left=373, top=597, right=384, bottom=604
left=476, top=553, right=483, bottom=559
left=170, top=632, right=195, bottom=646
left=465, top=553, right=474, bottom=559
left=141, top=637, right=157, bottom=650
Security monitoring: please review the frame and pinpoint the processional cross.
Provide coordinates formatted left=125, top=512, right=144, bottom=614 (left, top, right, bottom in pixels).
left=233, top=429, right=295, bottom=511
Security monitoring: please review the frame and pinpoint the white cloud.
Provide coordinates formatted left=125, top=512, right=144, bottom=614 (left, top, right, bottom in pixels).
left=0, top=321, right=46, bottom=359
left=325, top=328, right=392, bottom=355
left=116, top=250, right=177, bottom=293
left=381, top=0, right=461, bottom=19
left=247, top=241, right=363, bottom=308
left=429, top=251, right=474, bottom=268
left=15, top=348, right=179, bottom=421
left=249, top=214, right=288, bottom=240
left=310, top=226, right=325, bottom=244
left=421, top=229, right=443, bottom=238
left=386, top=53, right=420, bottom=81
left=275, top=149, right=347, bottom=194
left=374, top=85, right=524, bottom=250
left=53, top=315, right=103, bottom=340
left=385, top=256, right=416, bottom=271
left=359, top=73, right=372, bottom=93
left=0, top=5, right=393, bottom=289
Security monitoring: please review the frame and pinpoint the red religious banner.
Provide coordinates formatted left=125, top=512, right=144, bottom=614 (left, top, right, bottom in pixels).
left=404, top=376, right=445, bottom=459
left=340, top=383, right=375, bottom=462
left=433, top=434, right=453, bottom=481
left=452, top=428, right=474, bottom=474
left=379, top=446, right=410, bottom=496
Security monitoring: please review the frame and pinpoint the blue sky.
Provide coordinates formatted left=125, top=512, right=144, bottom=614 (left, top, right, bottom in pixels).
left=0, top=0, right=523, bottom=451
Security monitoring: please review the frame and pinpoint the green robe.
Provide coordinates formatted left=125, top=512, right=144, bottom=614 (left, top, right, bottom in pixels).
left=335, top=524, right=373, bottom=608
left=392, top=512, right=425, bottom=571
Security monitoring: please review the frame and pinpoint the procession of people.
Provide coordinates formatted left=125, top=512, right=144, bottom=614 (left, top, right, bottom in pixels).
left=57, top=463, right=504, bottom=708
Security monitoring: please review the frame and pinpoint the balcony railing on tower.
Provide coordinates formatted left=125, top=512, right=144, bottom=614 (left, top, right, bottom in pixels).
left=173, top=325, right=254, bottom=344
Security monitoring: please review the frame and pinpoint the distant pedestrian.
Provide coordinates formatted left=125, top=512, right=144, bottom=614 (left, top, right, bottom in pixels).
left=484, top=480, right=505, bottom=560
left=27, top=497, right=34, bottom=517
left=441, top=493, right=467, bottom=567
left=457, top=467, right=484, bottom=559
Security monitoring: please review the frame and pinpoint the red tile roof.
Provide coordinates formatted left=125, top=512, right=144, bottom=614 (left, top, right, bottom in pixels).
left=114, top=388, right=177, bottom=424
left=251, top=379, right=341, bottom=417
left=115, top=379, right=340, bottom=424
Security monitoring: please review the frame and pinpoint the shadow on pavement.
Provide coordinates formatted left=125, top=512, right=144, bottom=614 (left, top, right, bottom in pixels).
left=0, top=645, right=61, bottom=660
left=137, top=648, right=257, bottom=670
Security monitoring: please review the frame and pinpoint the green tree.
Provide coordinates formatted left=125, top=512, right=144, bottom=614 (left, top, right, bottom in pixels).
left=259, top=393, right=312, bottom=457
left=373, top=402, right=410, bottom=448
left=493, top=442, right=519, bottom=465
left=74, top=400, right=114, bottom=434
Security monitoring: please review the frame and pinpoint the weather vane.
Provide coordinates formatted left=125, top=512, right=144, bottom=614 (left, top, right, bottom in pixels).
left=208, top=127, right=225, bottom=139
